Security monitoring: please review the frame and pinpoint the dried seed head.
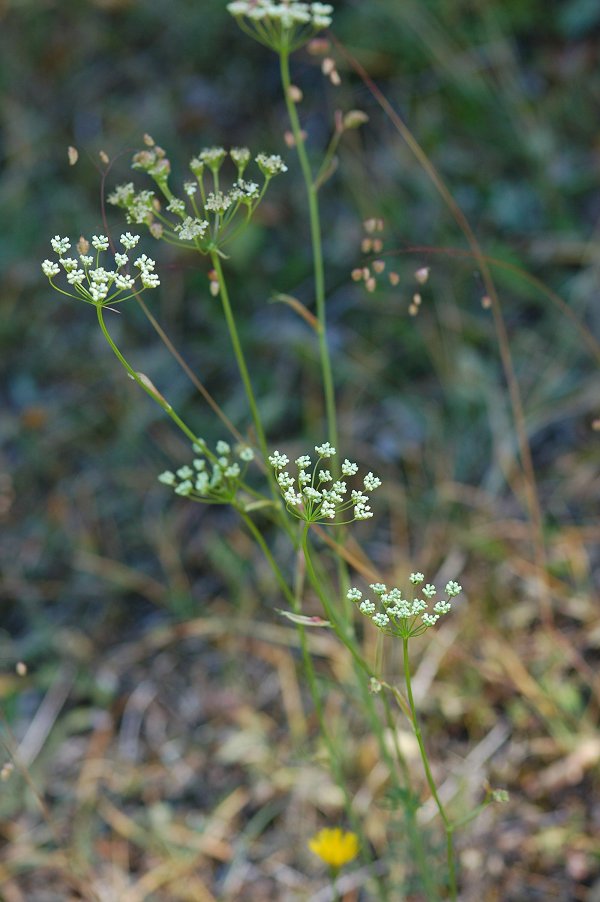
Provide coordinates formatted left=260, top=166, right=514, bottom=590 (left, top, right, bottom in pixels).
left=373, top=260, right=385, bottom=274
left=361, top=238, right=373, bottom=253
left=412, top=293, right=422, bottom=306
left=343, top=110, right=369, bottom=129
left=143, top=133, right=155, bottom=146
left=365, top=277, right=377, bottom=293
left=389, top=272, right=400, bottom=286
left=351, top=268, right=363, bottom=282
left=77, top=236, right=90, bottom=255
left=372, top=238, right=383, bottom=253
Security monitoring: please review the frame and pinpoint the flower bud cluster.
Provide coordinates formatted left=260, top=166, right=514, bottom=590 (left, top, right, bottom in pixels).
left=228, top=2, right=333, bottom=53
left=269, top=443, right=381, bottom=524
left=41, top=233, right=159, bottom=306
left=348, top=572, right=462, bottom=638
left=158, top=440, right=255, bottom=505
left=108, top=141, right=287, bottom=254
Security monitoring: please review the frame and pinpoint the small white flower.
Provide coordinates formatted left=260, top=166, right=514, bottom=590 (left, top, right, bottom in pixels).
left=321, top=500, right=336, bottom=518
left=445, top=581, right=462, bottom=597
left=60, top=257, right=78, bottom=272
left=115, top=274, right=135, bottom=290
left=423, top=583, right=436, bottom=598
left=50, top=236, right=70, bottom=255
left=184, top=181, right=198, bottom=196
left=347, top=588, right=362, bottom=602
left=176, top=465, right=193, bottom=479
left=410, top=572, right=425, bottom=585
left=269, top=450, right=289, bottom=470
left=359, top=600, right=376, bottom=615
left=158, top=471, right=176, bottom=485
left=225, top=463, right=240, bottom=478
left=303, top=487, right=322, bottom=501
left=195, top=473, right=209, bottom=493
left=66, top=269, right=86, bottom=285
left=239, top=447, right=254, bottom=462
left=370, top=583, right=387, bottom=596
left=372, top=612, right=389, bottom=628
left=318, top=469, right=332, bottom=482
left=80, top=255, right=94, bottom=266
left=108, top=184, right=135, bottom=206
left=422, top=613, right=439, bottom=627
left=434, top=600, right=452, bottom=615
left=91, top=235, right=109, bottom=251
left=176, top=216, right=209, bottom=241
left=256, top=153, right=288, bottom=177
left=120, top=232, right=140, bottom=250
left=134, top=254, right=156, bottom=271
left=315, top=442, right=336, bottom=458
left=231, top=146, right=251, bottom=167
left=199, top=146, right=227, bottom=166
left=166, top=198, right=185, bottom=215
left=341, top=459, right=358, bottom=476
left=140, top=271, right=160, bottom=288
left=114, top=253, right=128, bottom=268
left=175, top=480, right=193, bottom=496
left=295, top=455, right=311, bottom=469
left=42, top=259, right=60, bottom=277
left=363, top=472, right=382, bottom=491
left=193, top=459, right=206, bottom=471
left=216, top=440, right=231, bottom=455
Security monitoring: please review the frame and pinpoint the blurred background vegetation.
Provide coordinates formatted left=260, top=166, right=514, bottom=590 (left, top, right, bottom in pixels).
left=1, top=0, right=599, bottom=899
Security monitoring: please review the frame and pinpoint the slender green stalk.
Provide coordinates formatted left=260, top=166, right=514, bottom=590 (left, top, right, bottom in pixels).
left=210, top=252, right=268, bottom=460
left=302, top=526, right=438, bottom=899
left=240, top=512, right=387, bottom=899
left=402, top=637, right=457, bottom=900
left=96, top=303, right=198, bottom=444
left=279, top=50, right=338, bottom=455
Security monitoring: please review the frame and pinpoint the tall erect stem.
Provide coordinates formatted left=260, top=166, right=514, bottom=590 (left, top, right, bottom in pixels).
left=403, top=636, right=457, bottom=900
left=279, top=50, right=338, bottom=455
left=210, top=251, right=268, bottom=461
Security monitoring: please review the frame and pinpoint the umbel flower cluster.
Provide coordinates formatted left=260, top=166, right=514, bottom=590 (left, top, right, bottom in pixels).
left=348, top=573, right=463, bottom=638
left=269, top=443, right=381, bottom=524
left=41, top=233, right=159, bottom=306
left=158, top=439, right=255, bottom=505
left=108, top=138, right=287, bottom=254
left=228, top=1, right=333, bottom=52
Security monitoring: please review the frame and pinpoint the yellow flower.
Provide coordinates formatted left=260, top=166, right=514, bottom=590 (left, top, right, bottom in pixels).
left=308, top=827, right=359, bottom=870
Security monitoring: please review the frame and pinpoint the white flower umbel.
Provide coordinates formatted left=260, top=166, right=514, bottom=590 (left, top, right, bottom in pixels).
left=348, top=576, right=462, bottom=639
left=41, top=234, right=160, bottom=307
left=228, top=1, right=333, bottom=53
left=108, top=140, right=287, bottom=254
left=158, top=440, right=255, bottom=506
left=269, top=444, right=381, bottom=524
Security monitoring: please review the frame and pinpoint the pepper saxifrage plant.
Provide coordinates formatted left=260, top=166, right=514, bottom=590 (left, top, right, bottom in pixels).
left=41, top=3, right=508, bottom=899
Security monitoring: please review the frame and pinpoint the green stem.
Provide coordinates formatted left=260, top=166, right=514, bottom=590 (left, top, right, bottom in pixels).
left=240, top=513, right=387, bottom=899
left=279, top=49, right=338, bottom=455
left=302, top=526, right=437, bottom=899
left=402, top=637, right=457, bottom=900
left=96, top=303, right=198, bottom=445
left=210, top=252, right=268, bottom=461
